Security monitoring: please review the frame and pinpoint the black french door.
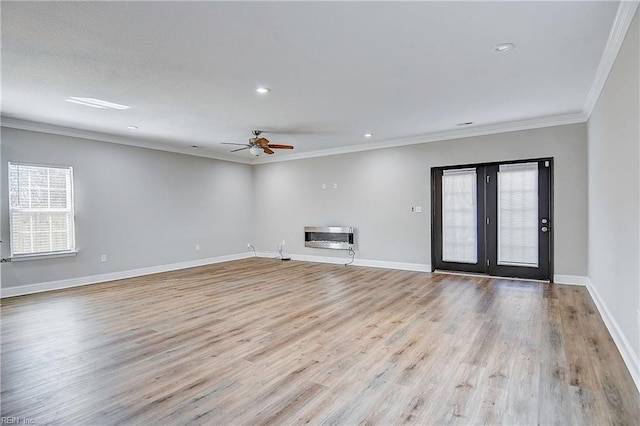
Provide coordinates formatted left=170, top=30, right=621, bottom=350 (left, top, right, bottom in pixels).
left=432, top=158, right=552, bottom=281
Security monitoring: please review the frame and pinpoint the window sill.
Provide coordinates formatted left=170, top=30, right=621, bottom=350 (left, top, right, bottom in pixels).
left=9, top=251, right=79, bottom=262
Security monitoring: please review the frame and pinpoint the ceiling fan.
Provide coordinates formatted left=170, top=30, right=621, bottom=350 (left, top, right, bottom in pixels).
left=223, top=130, right=294, bottom=156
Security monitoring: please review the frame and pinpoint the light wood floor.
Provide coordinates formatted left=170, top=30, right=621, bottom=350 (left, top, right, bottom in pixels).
left=1, top=258, right=639, bottom=425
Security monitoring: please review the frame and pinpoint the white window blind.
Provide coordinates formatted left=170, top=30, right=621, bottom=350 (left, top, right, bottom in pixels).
left=497, top=162, right=538, bottom=267
left=442, top=168, right=478, bottom=264
left=9, top=163, right=76, bottom=257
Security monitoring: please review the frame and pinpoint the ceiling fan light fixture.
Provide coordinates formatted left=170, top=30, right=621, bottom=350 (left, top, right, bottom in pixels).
left=249, top=145, right=262, bottom=156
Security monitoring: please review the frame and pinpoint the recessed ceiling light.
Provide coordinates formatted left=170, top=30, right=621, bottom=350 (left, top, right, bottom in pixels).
left=256, top=87, right=271, bottom=94
left=191, top=145, right=199, bottom=148
left=364, top=133, right=373, bottom=138
left=126, top=125, right=138, bottom=130
left=66, top=97, right=130, bottom=110
left=456, top=122, right=474, bottom=126
left=493, top=43, right=515, bottom=53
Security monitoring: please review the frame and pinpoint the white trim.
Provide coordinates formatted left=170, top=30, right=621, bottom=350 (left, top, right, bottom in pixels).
left=552, top=274, right=588, bottom=286
left=0, top=117, right=253, bottom=165
left=256, top=251, right=431, bottom=272
left=0, top=252, right=253, bottom=298
left=3, top=112, right=586, bottom=166
left=586, top=278, right=640, bottom=393
left=252, top=112, right=587, bottom=164
left=583, top=1, right=640, bottom=117
left=9, top=251, right=79, bottom=262
left=259, top=252, right=589, bottom=279
left=352, top=258, right=431, bottom=272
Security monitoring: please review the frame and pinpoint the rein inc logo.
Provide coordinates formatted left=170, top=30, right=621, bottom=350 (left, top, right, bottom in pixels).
left=1, top=418, right=35, bottom=424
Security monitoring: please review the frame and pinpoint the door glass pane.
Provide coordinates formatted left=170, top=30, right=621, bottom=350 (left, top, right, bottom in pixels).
left=442, top=168, right=477, bottom=264
left=498, top=163, right=538, bottom=267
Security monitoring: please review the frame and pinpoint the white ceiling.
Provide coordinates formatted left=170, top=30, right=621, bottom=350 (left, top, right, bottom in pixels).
left=0, top=1, right=623, bottom=164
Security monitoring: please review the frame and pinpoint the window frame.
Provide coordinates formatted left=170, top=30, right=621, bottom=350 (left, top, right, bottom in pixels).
left=8, top=161, right=78, bottom=260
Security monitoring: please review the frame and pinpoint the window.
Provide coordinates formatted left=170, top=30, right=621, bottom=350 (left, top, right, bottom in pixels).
left=497, top=162, right=539, bottom=267
left=8, top=162, right=76, bottom=258
left=441, top=168, right=478, bottom=264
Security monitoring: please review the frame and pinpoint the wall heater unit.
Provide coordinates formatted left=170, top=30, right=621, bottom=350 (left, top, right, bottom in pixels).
left=304, top=226, right=354, bottom=250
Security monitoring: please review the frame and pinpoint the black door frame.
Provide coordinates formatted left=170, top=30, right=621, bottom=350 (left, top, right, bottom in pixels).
left=431, top=157, right=554, bottom=281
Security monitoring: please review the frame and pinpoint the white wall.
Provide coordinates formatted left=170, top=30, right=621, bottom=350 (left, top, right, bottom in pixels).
left=4, top=123, right=586, bottom=291
left=587, top=10, right=640, bottom=370
left=253, top=123, right=588, bottom=277
left=1, top=127, right=254, bottom=289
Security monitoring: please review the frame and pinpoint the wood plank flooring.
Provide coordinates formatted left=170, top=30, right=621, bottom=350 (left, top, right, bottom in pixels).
left=1, top=258, right=639, bottom=425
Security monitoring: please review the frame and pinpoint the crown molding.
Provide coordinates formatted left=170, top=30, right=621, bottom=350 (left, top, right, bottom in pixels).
left=3, top=111, right=587, bottom=166
left=583, top=1, right=639, bottom=118
left=0, top=117, right=254, bottom=165
left=252, top=111, right=587, bottom=164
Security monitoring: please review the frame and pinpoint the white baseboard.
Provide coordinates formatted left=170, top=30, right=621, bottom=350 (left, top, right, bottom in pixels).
left=257, top=251, right=431, bottom=272
left=1, top=251, right=430, bottom=298
left=352, top=258, right=431, bottom=272
left=553, top=274, right=588, bottom=286
left=1, top=252, right=254, bottom=298
left=586, top=278, right=640, bottom=393
left=4, top=253, right=637, bottom=394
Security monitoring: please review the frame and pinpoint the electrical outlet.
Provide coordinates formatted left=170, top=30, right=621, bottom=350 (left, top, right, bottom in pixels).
left=195, top=244, right=200, bottom=251
left=333, top=183, right=338, bottom=189
left=101, top=254, right=107, bottom=263
left=282, top=240, right=286, bottom=246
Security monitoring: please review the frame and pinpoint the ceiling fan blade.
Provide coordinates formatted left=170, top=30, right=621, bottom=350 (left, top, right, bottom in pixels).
left=263, top=147, right=275, bottom=155
left=266, top=144, right=294, bottom=149
left=230, top=146, right=250, bottom=152
left=222, top=143, right=249, bottom=146
left=255, top=137, right=270, bottom=147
